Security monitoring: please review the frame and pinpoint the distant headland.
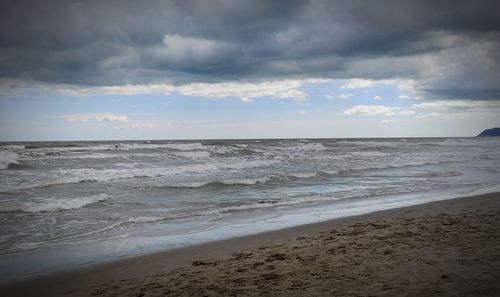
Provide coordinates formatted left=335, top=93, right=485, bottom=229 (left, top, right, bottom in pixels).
left=477, top=127, right=500, bottom=137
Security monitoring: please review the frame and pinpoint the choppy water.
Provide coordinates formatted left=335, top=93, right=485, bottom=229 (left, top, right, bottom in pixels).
left=1, top=137, right=499, bottom=282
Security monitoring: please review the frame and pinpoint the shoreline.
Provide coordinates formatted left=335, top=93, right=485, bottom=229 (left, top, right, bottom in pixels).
left=2, top=191, right=500, bottom=296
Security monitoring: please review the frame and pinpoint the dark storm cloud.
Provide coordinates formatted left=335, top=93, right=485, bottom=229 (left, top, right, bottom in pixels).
left=1, top=0, right=500, bottom=99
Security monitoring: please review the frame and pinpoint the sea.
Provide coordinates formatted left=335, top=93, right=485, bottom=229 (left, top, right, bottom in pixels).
left=1, top=137, right=500, bottom=283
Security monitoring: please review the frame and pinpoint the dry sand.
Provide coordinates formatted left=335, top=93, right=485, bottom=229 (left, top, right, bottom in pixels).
left=2, top=192, right=500, bottom=296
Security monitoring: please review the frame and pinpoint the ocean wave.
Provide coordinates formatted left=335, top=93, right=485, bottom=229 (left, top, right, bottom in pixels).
left=218, top=159, right=279, bottom=170
left=0, top=145, right=26, bottom=150
left=0, top=150, right=20, bottom=169
left=22, top=152, right=132, bottom=161
left=0, top=165, right=219, bottom=191
left=25, top=143, right=80, bottom=149
left=435, top=139, right=473, bottom=146
left=21, top=142, right=197, bottom=155
left=336, top=140, right=401, bottom=148
left=124, top=213, right=193, bottom=223
left=26, top=143, right=115, bottom=152
left=0, top=159, right=280, bottom=192
left=338, top=159, right=448, bottom=175
left=115, top=142, right=206, bottom=151
left=288, top=170, right=337, bottom=178
left=348, top=151, right=390, bottom=158
left=0, top=157, right=454, bottom=193
left=298, top=142, right=328, bottom=151
left=167, top=177, right=273, bottom=188
left=414, top=138, right=500, bottom=147
left=210, top=147, right=261, bottom=156
left=20, top=142, right=208, bottom=153
left=210, top=184, right=438, bottom=213
left=170, top=151, right=211, bottom=159
left=1, top=193, right=109, bottom=213
left=120, top=184, right=438, bottom=226
left=288, top=172, right=318, bottom=179
left=19, top=141, right=262, bottom=160
left=278, top=142, right=328, bottom=152
left=419, top=171, right=463, bottom=178
left=155, top=171, right=336, bottom=189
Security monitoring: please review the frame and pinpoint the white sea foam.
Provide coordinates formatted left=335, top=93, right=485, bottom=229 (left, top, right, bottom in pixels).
left=210, top=184, right=439, bottom=213
left=298, top=142, right=328, bottom=151
left=124, top=213, right=192, bottom=224
left=279, top=142, right=327, bottom=152
left=125, top=215, right=172, bottom=223
left=221, top=177, right=272, bottom=185
left=435, top=138, right=498, bottom=147
left=337, top=140, right=402, bottom=148
left=23, top=152, right=130, bottom=161
left=26, top=144, right=116, bottom=152
left=116, top=142, right=205, bottom=151
left=288, top=172, right=318, bottom=179
left=170, top=151, right=211, bottom=159
left=0, top=145, right=26, bottom=151
left=219, top=159, right=279, bottom=170
left=420, top=171, right=463, bottom=178
left=0, top=155, right=451, bottom=193
left=0, top=163, right=223, bottom=191
left=206, top=145, right=239, bottom=155
left=129, top=184, right=439, bottom=222
left=20, top=142, right=205, bottom=159
left=349, top=151, right=390, bottom=157
left=171, top=176, right=272, bottom=188
left=14, top=242, right=41, bottom=251
left=347, top=160, right=445, bottom=172
left=0, top=151, right=20, bottom=169
left=163, top=170, right=337, bottom=189
left=59, top=183, right=457, bottom=232
left=165, top=143, right=206, bottom=151
left=1, top=194, right=109, bottom=213
left=0, top=159, right=280, bottom=191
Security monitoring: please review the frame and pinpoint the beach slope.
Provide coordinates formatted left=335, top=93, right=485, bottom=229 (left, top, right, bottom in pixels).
left=2, top=192, right=500, bottom=296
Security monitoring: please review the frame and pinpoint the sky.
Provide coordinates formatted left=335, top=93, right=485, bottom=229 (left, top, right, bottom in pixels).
left=1, top=0, right=499, bottom=141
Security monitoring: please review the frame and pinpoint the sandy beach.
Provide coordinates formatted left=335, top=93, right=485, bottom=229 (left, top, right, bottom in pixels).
left=2, top=0, right=500, bottom=295
left=2, top=192, right=500, bottom=297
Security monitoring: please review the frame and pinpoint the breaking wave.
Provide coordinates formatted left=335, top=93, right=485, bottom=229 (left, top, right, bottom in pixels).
left=155, top=171, right=336, bottom=189
left=0, top=159, right=282, bottom=192
left=1, top=194, right=109, bottom=213
left=0, top=151, right=20, bottom=169
left=167, top=177, right=273, bottom=188
left=116, top=184, right=439, bottom=226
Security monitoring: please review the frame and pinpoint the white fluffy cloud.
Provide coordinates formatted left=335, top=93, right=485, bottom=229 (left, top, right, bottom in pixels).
left=63, top=79, right=319, bottom=102
left=398, top=110, right=416, bottom=115
left=412, top=100, right=500, bottom=110
left=96, top=84, right=174, bottom=96
left=58, top=83, right=174, bottom=96
left=344, top=105, right=395, bottom=116
left=340, top=79, right=418, bottom=95
left=59, top=113, right=129, bottom=122
left=326, top=93, right=353, bottom=100
left=341, top=79, right=377, bottom=89
left=373, top=95, right=382, bottom=100
left=339, top=93, right=354, bottom=99
left=176, top=79, right=310, bottom=102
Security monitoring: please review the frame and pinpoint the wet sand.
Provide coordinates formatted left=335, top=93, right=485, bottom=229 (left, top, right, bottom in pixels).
left=2, top=192, right=500, bottom=296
